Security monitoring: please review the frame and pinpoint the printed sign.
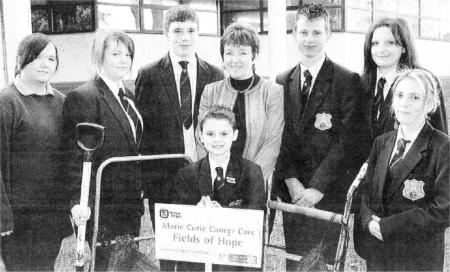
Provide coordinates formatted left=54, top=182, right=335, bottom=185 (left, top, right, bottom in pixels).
left=155, top=204, right=264, bottom=268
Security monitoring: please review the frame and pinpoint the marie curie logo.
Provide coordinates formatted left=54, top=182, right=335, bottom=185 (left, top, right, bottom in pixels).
left=160, top=209, right=169, bottom=218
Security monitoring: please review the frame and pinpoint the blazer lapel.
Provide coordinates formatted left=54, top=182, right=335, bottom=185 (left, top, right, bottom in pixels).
left=288, top=65, right=302, bottom=135
left=195, top=56, right=210, bottom=127
left=94, top=76, right=136, bottom=150
left=298, top=57, right=333, bottom=133
left=375, top=133, right=396, bottom=202
left=160, top=54, right=182, bottom=126
left=198, top=157, right=213, bottom=197
left=386, top=123, right=432, bottom=200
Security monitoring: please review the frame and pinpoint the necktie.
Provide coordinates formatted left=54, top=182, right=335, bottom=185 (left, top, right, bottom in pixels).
left=383, top=138, right=411, bottom=200
left=118, top=88, right=141, bottom=142
left=213, top=167, right=224, bottom=202
left=390, top=138, right=410, bottom=168
left=179, top=61, right=192, bottom=130
left=372, top=77, right=386, bottom=123
left=301, top=70, right=312, bottom=117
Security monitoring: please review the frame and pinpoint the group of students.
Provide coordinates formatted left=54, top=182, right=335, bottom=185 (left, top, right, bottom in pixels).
left=0, top=2, right=448, bottom=272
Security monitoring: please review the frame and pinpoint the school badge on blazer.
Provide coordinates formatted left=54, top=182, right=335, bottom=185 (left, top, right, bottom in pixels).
left=403, top=179, right=425, bottom=201
left=314, top=113, right=332, bottom=130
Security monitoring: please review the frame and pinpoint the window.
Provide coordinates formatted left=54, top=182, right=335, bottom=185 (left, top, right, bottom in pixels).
left=31, top=0, right=95, bottom=34
left=220, top=0, right=343, bottom=34
left=98, top=0, right=219, bottom=34
left=345, top=0, right=450, bottom=41
left=31, top=0, right=219, bottom=35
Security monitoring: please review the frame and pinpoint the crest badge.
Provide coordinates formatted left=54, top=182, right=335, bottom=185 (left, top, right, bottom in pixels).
left=314, top=113, right=332, bottom=130
left=226, top=177, right=236, bottom=184
left=402, top=179, right=425, bottom=201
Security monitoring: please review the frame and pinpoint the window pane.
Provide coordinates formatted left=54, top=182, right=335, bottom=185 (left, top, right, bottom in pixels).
left=222, top=11, right=261, bottom=32
left=222, top=1, right=260, bottom=11
left=345, top=0, right=371, bottom=9
left=346, top=8, right=371, bottom=32
left=441, top=2, right=450, bottom=20
left=31, top=8, right=50, bottom=33
left=402, top=16, right=419, bottom=37
left=442, top=21, right=450, bottom=41
left=373, top=11, right=396, bottom=20
left=303, top=0, right=342, bottom=6
left=53, top=4, right=93, bottom=32
left=98, top=0, right=138, bottom=4
left=421, top=0, right=440, bottom=18
left=143, top=0, right=178, bottom=6
left=374, top=0, right=397, bottom=11
left=287, top=9, right=297, bottom=31
left=197, top=11, right=218, bottom=34
left=421, top=19, right=440, bottom=38
left=98, top=4, right=139, bottom=30
left=398, top=0, right=418, bottom=16
left=286, top=0, right=300, bottom=7
left=184, top=0, right=217, bottom=11
left=143, top=8, right=166, bottom=30
left=328, top=7, right=342, bottom=30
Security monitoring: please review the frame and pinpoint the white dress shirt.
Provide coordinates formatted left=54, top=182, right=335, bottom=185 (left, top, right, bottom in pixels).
left=300, top=54, right=326, bottom=97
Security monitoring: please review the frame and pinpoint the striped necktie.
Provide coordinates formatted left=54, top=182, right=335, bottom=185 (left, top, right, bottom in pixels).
left=179, top=61, right=192, bottom=129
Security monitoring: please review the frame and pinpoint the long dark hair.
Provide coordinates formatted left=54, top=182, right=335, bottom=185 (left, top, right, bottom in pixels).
left=361, top=17, right=421, bottom=92
left=15, top=33, right=59, bottom=76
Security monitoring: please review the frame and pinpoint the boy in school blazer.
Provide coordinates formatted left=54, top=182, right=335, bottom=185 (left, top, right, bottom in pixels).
left=355, top=69, right=449, bottom=271
left=134, top=5, right=224, bottom=236
left=172, top=106, right=266, bottom=271
left=272, top=3, right=363, bottom=268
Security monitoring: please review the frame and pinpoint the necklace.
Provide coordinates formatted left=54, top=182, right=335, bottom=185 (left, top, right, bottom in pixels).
left=229, top=75, right=255, bottom=94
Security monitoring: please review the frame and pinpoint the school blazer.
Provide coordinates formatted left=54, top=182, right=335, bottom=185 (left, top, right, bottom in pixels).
left=362, top=72, right=448, bottom=145
left=62, top=75, right=144, bottom=236
left=172, top=154, right=266, bottom=211
left=355, top=122, right=449, bottom=261
left=273, top=56, right=362, bottom=211
left=135, top=53, right=224, bottom=156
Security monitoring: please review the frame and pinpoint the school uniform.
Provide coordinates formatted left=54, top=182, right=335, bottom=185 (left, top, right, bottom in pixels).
left=172, top=153, right=266, bottom=271
left=272, top=56, right=362, bottom=267
left=62, top=74, right=144, bottom=240
left=354, top=121, right=449, bottom=271
left=135, top=53, right=224, bottom=231
left=360, top=70, right=448, bottom=156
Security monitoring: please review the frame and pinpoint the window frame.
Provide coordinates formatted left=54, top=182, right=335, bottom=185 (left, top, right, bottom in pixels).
left=344, top=0, right=450, bottom=42
left=30, top=0, right=220, bottom=36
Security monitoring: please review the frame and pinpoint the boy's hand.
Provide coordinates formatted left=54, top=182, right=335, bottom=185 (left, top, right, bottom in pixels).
left=285, top=178, right=305, bottom=203
left=197, top=196, right=222, bottom=208
left=368, top=215, right=383, bottom=241
left=71, top=204, right=91, bottom=226
left=295, top=188, right=323, bottom=207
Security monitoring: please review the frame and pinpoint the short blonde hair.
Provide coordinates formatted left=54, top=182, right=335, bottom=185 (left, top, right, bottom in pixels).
left=392, top=68, right=440, bottom=115
left=91, top=28, right=135, bottom=73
